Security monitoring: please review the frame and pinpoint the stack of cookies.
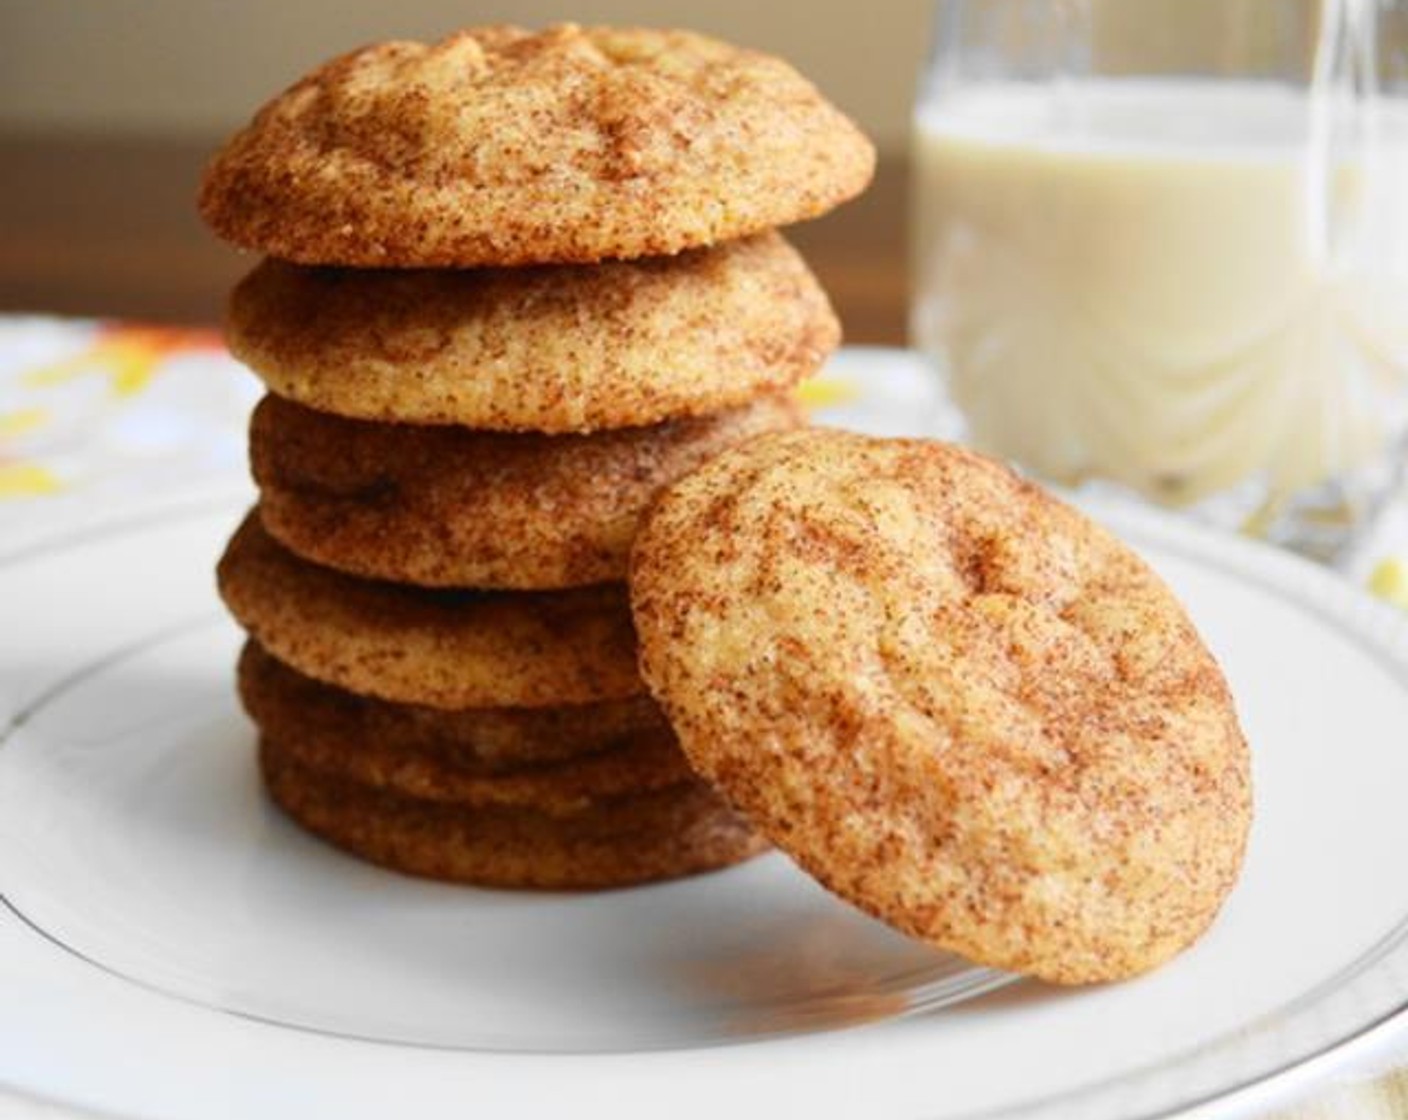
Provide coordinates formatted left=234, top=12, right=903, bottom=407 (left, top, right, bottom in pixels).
left=199, top=25, right=874, bottom=888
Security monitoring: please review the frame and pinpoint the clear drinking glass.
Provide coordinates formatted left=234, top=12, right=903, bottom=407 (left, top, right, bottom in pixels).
left=912, top=0, right=1408, bottom=560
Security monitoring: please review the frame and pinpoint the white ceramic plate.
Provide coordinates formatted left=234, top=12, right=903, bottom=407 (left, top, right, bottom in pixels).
left=4, top=359, right=1408, bottom=1119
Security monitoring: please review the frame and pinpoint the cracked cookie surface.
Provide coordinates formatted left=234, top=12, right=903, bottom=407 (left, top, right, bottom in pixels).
left=261, top=738, right=766, bottom=889
left=239, top=641, right=693, bottom=812
left=630, top=429, right=1252, bottom=984
left=199, top=24, right=875, bottom=266
left=226, top=234, right=836, bottom=432
left=218, top=510, right=643, bottom=709
left=250, top=391, right=802, bottom=589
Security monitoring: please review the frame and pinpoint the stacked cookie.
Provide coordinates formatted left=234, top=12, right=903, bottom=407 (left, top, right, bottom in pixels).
left=200, top=25, right=874, bottom=888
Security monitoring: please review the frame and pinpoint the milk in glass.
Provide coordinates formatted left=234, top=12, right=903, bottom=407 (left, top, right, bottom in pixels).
left=912, top=80, right=1408, bottom=515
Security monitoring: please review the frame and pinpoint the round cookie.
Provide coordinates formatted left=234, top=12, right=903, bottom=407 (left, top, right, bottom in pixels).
left=261, top=739, right=768, bottom=890
left=630, top=429, right=1252, bottom=984
left=250, top=392, right=803, bottom=589
left=218, top=510, right=641, bottom=709
left=227, top=235, right=836, bottom=433
left=237, top=641, right=669, bottom=774
left=238, top=641, right=692, bottom=813
left=198, top=24, right=875, bottom=267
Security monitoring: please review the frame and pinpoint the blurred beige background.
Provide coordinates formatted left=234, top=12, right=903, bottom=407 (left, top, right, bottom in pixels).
left=0, top=0, right=1332, bottom=330
left=0, top=2, right=924, bottom=329
left=0, top=0, right=933, bottom=154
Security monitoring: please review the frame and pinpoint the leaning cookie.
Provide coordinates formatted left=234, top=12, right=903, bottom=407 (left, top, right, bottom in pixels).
left=630, top=429, right=1252, bottom=984
left=250, top=392, right=803, bottom=589
left=218, top=511, right=642, bottom=709
left=198, top=25, right=875, bottom=266
left=239, top=642, right=693, bottom=813
left=227, top=235, right=835, bottom=433
left=262, top=740, right=767, bottom=890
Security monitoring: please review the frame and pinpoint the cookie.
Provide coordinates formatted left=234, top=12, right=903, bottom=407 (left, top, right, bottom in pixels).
left=217, top=510, right=641, bottom=708
left=630, top=430, right=1252, bottom=984
left=238, top=641, right=692, bottom=812
left=236, top=640, right=668, bottom=774
left=226, top=235, right=836, bottom=433
left=249, top=392, right=803, bottom=589
left=261, top=738, right=767, bottom=889
left=198, top=25, right=875, bottom=266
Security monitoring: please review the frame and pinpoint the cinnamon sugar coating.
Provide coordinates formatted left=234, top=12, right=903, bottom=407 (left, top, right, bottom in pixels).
left=198, top=25, right=875, bottom=266
left=217, top=510, right=642, bottom=709
left=238, top=641, right=693, bottom=812
left=630, top=430, right=1252, bottom=984
left=261, top=738, right=766, bottom=889
left=226, top=234, right=836, bottom=432
left=231, top=639, right=666, bottom=773
left=250, top=392, right=802, bottom=589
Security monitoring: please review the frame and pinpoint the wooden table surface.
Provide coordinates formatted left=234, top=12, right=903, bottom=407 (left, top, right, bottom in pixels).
left=0, top=135, right=908, bottom=344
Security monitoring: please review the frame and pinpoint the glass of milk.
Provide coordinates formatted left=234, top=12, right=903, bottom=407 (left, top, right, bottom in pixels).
left=912, top=0, right=1408, bottom=559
